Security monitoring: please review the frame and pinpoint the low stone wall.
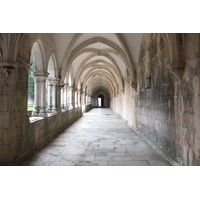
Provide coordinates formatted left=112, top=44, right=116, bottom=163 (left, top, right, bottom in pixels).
left=85, top=104, right=92, bottom=112
left=6, top=107, right=82, bottom=166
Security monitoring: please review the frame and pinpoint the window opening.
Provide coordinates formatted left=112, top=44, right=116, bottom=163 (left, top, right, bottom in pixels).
left=27, top=55, right=35, bottom=117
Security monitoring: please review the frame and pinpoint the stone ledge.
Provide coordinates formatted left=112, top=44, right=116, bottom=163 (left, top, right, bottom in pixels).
left=29, top=117, right=44, bottom=123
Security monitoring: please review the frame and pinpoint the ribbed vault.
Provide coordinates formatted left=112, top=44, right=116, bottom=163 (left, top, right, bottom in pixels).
left=60, top=33, right=137, bottom=104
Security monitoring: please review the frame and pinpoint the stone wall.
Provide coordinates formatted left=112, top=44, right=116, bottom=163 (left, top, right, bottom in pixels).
left=0, top=61, right=30, bottom=165
left=86, top=104, right=92, bottom=112
left=0, top=61, right=82, bottom=166
left=6, top=107, right=82, bottom=166
left=111, top=33, right=200, bottom=166
left=174, top=34, right=200, bottom=165
left=135, top=33, right=176, bottom=162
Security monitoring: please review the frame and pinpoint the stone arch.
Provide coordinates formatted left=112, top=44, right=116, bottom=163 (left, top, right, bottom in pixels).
left=47, top=53, right=58, bottom=78
left=75, top=60, right=123, bottom=92
left=46, top=53, right=59, bottom=113
left=68, top=48, right=130, bottom=78
left=60, top=35, right=137, bottom=89
left=31, top=41, right=45, bottom=72
left=160, top=33, right=186, bottom=79
left=82, top=69, right=118, bottom=96
left=92, top=87, right=110, bottom=108
left=88, top=76, right=115, bottom=97
left=30, top=39, right=49, bottom=117
left=0, top=33, right=24, bottom=63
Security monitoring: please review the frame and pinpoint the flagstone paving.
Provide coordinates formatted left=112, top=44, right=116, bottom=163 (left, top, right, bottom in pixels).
left=19, top=108, right=172, bottom=166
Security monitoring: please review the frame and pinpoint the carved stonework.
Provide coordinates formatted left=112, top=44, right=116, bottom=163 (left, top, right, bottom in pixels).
left=0, top=66, right=7, bottom=77
left=47, top=78, right=60, bottom=86
left=161, top=33, right=186, bottom=80
left=167, top=62, right=185, bottom=79
left=0, top=66, right=15, bottom=78
left=131, top=81, right=137, bottom=91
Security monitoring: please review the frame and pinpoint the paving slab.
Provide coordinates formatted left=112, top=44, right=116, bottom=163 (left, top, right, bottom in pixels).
left=50, top=161, right=72, bottom=166
left=19, top=108, right=172, bottom=166
left=109, top=161, right=150, bottom=166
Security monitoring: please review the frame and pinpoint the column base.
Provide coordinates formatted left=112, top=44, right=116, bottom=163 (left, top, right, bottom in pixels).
left=32, top=108, right=40, bottom=117
left=39, top=108, right=48, bottom=117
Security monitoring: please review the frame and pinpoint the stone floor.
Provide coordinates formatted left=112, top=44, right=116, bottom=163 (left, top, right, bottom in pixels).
left=19, top=108, right=172, bottom=166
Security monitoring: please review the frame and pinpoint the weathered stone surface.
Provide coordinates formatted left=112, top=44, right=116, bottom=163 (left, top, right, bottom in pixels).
left=0, top=145, right=8, bottom=162
left=111, top=33, right=200, bottom=165
left=3, top=126, right=19, bottom=144
left=19, top=109, right=171, bottom=166
left=1, top=33, right=200, bottom=166
left=0, top=112, right=9, bottom=128
left=0, top=129, right=3, bottom=144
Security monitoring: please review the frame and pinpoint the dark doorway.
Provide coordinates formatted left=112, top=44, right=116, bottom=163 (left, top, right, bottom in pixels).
left=98, top=94, right=104, bottom=107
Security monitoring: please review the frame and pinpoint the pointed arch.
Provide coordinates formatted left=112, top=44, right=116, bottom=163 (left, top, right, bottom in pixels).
left=161, top=33, right=186, bottom=79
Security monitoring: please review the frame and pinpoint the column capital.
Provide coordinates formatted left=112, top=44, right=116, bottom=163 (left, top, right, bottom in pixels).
left=167, top=62, right=185, bottom=79
left=33, top=72, right=49, bottom=82
left=67, top=85, right=73, bottom=90
left=73, top=88, right=78, bottom=92
left=0, top=61, right=18, bottom=77
left=47, top=78, right=60, bottom=86
left=63, top=83, right=69, bottom=89
left=17, top=57, right=31, bottom=68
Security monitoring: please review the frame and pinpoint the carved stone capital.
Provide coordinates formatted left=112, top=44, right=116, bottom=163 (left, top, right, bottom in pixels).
left=131, top=81, right=137, bottom=91
left=17, top=57, right=31, bottom=68
left=67, top=86, right=73, bottom=90
left=33, top=72, right=49, bottom=82
left=167, top=62, right=185, bottom=79
left=73, top=87, right=78, bottom=92
left=47, top=78, right=60, bottom=86
left=0, top=61, right=18, bottom=77
left=59, top=83, right=65, bottom=89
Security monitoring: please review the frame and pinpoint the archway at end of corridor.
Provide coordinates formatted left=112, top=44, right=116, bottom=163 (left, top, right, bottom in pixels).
left=98, top=94, right=104, bottom=107
left=92, top=89, right=110, bottom=108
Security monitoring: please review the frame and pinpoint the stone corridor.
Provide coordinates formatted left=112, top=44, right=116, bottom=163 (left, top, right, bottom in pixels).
left=19, top=109, right=172, bottom=166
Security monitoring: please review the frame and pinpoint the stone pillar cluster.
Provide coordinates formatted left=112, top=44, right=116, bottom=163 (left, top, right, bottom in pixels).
left=77, top=90, right=81, bottom=107
left=67, top=86, right=73, bottom=109
left=47, top=78, right=60, bottom=113
left=32, top=73, right=49, bottom=117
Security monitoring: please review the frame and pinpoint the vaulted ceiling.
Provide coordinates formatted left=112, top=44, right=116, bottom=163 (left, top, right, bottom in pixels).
left=53, top=33, right=143, bottom=97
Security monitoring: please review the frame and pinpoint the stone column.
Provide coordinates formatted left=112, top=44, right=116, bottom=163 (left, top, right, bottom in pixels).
left=81, top=92, right=86, bottom=113
left=47, top=78, right=53, bottom=112
left=74, top=88, right=78, bottom=108
left=47, top=78, right=59, bottom=113
left=61, top=85, right=64, bottom=109
left=63, top=83, right=69, bottom=110
left=72, top=87, right=76, bottom=108
left=32, top=72, right=48, bottom=117
left=52, top=79, right=60, bottom=112
left=77, top=90, right=81, bottom=107
left=58, top=83, right=64, bottom=113
left=32, top=76, right=40, bottom=116
left=67, top=86, right=73, bottom=109
left=88, top=95, right=91, bottom=104
left=39, top=75, right=48, bottom=117
left=85, top=94, right=88, bottom=105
